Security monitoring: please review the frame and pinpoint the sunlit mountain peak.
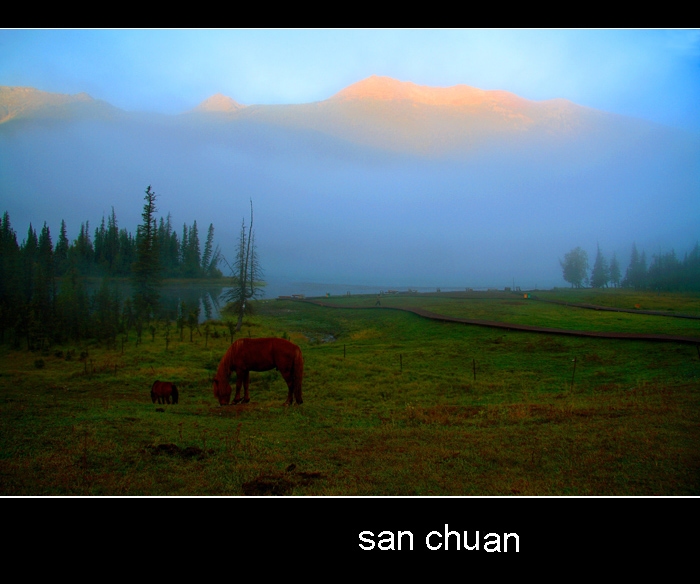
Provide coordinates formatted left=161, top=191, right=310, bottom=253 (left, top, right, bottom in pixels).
left=330, top=75, right=527, bottom=109
left=191, top=93, right=245, bottom=113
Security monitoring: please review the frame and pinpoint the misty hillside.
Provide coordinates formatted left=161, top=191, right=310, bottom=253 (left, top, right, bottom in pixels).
left=1, top=77, right=698, bottom=289
left=0, top=86, right=120, bottom=125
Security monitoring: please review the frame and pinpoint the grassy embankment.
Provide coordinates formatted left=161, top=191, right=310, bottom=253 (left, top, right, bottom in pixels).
left=1, top=289, right=698, bottom=495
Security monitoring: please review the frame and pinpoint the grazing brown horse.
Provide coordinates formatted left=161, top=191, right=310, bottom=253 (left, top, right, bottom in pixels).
left=151, top=381, right=179, bottom=404
left=212, top=338, right=304, bottom=406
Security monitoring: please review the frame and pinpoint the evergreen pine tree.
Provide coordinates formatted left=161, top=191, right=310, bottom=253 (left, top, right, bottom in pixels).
left=648, top=250, right=680, bottom=291
left=186, top=221, right=202, bottom=277
left=116, top=228, right=135, bottom=276
left=132, top=186, right=161, bottom=321
left=72, top=221, right=94, bottom=275
left=201, top=223, right=222, bottom=277
left=36, top=222, right=56, bottom=312
left=609, top=253, right=621, bottom=288
left=105, top=208, right=119, bottom=273
left=180, top=222, right=189, bottom=276
left=639, top=251, right=648, bottom=289
left=202, top=223, right=214, bottom=274
left=94, top=216, right=107, bottom=271
left=590, top=244, right=609, bottom=288
left=55, top=219, right=69, bottom=276
left=157, top=213, right=178, bottom=276
left=623, top=243, right=647, bottom=289
left=0, top=212, right=21, bottom=343
left=21, top=224, right=38, bottom=304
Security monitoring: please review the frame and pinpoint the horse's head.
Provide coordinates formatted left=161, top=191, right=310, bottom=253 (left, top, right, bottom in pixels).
left=212, top=343, right=238, bottom=406
left=171, top=384, right=179, bottom=404
left=212, top=376, right=232, bottom=406
left=150, top=380, right=159, bottom=403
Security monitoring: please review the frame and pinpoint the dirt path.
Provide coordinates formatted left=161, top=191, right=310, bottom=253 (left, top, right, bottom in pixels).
left=294, top=299, right=700, bottom=345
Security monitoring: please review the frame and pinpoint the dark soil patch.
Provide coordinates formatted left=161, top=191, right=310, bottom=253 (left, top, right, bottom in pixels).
left=242, top=466, right=323, bottom=496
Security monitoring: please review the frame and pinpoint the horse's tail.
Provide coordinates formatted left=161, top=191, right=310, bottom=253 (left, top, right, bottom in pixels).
left=292, top=346, right=304, bottom=404
left=150, top=380, right=159, bottom=403
left=171, top=384, right=179, bottom=404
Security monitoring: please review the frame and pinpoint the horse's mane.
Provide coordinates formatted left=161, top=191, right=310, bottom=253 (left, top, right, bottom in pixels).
left=216, top=341, right=241, bottom=378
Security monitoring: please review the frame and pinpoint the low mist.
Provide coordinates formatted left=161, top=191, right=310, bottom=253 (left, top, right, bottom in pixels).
left=1, top=111, right=698, bottom=291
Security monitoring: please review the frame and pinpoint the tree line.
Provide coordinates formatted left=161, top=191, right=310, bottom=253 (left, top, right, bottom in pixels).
left=0, top=186, right=225, bottom=350
left=16, top=207, right=223, bottom=280
left=560, top=242, right=700, bottom=291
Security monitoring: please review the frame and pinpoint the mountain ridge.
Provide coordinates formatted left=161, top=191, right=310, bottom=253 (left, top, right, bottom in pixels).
left=0, top=76, right=600, bottom=123
left=182, top=76, right=623, bottom=156
left=0, top=77, right=673, bottom=158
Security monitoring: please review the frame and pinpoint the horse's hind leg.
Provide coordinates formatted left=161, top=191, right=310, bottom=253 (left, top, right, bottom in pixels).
left=280, top=371, right=294, bottom=406
left=284, top=383, right=294, bottom=406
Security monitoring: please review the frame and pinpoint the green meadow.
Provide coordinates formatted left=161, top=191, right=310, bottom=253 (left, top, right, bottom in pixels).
left=1, top=289, right=699, bottom=496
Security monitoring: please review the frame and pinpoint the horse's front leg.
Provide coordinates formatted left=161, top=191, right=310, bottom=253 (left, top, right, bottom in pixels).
left=233, top=372, right=243, bottom=404
left=242, top=371, right=250, bottom=403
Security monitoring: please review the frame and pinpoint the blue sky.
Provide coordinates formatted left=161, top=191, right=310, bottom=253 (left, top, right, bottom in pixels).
left=2, top=29, right=699, bottom=130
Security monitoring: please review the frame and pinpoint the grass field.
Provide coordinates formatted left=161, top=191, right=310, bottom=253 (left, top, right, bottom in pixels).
left=1, top=289, right=698, bottom=496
